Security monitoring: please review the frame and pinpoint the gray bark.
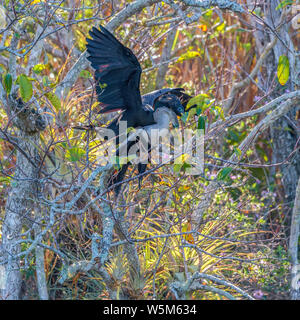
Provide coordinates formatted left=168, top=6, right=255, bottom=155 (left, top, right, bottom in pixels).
left=155, top=25, right=177, bottom=89
left=289, top=177, right=300, bottom=300
left=1, top=131, right=40, bottom=299
left=250, top=0, right=300, bottom=206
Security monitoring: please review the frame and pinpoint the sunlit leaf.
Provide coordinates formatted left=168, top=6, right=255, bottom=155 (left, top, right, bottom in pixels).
left=234, top=146, right=242, bottom=158
left=181, top=111, right=189, bottom=124
left=79, top=69, right=92, bottom=79
left=217, top=167, right=233, bottom=181
left=197, top=116, right=206, bottom=130
left=18, top=74, right=33, bottom=102
left=178, top=50, right=200, bottom=63
left=277, top=55, right=289, bottom=86
left=66, top=147, right=85, bottom=162
left=198, top=24, right=208, bottom=32
left=276, top=0, right=293, bottom=10
left=214, top=105, right=225, bottom=120
left=182, top=222, right=195, bottom=244
left=3, top=73, right=12, bottom=94
left=179, top=183, right=190, bottom=191
left=186, top=93, right=210, bottom=110
left=42, top=76, right=51, bottom=87
left=216, top=22, right=226, bottom=32
left=33, top=64, right=46, bottom=74
left=171, top=29, right=180, bottom=51
left=173, top=163, right=182, bottom=173
left=242, top=42, right=251, bottom=53
left=45, top=92, right=61, bottom=111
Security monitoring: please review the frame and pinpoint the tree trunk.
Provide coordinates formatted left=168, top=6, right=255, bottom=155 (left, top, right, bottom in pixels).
left=1, top=132, right=39, bottom=300
left=250, top=0, right=300, bottom=208
left=289, top=176, right=300, bottom=300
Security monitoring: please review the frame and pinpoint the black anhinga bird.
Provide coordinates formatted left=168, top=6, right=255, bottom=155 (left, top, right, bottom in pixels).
left=85, top=25, right=192, bottom=194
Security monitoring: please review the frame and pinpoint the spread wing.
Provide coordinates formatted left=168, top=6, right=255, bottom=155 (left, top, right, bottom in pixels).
left=86, top=26, right=143, bottom=114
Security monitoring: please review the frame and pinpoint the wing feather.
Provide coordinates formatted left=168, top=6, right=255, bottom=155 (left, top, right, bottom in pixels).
left=86, top=25, right=142, bottom=113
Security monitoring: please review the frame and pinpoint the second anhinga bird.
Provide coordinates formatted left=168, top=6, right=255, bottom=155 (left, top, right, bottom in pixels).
left=85, top=25, right=192, bottom=194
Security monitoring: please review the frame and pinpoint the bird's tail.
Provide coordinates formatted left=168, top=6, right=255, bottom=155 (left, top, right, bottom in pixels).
left=108, top=163, right=149, bottom=196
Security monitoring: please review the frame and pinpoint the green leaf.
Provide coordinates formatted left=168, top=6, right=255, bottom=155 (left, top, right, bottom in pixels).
left=277, top=55, right=289, bottom=86
left=45, top=92, right=61, bottom=111
left=229, top=187, right=242, bottom=200
left=216, top=22, right=226, bottom=32
left=0, top=176, right=11, bottom=184
left=145, top=241, right=151, bottom=261
left=242, top=42, right=251, bottom=53
left=181, top=112, right=189, bottom=124
left=18, top=74, right=33, bottom=102
left=173, top=163, right=182, bottom=173
left=66, top=147, right=85, bottom=162
left=114, top=156, right=121, bottom=170
left=3, top=73, right=12, bottom=94
left=98, top=82, right=107, bottom=89
left=178, top=50, right=200, bottom=63
left=197, top=116, right=206, bottom=130
left=276, top=0, right=293, bottom=10
left=204, top=9, right=213, bottom=18
left=178, top=185, right=190, bottom=192
left=217, top=167, right=233, bottom=181
left=33, top=64, right=46, bottom=74
left=57, top=142, right=68, bottom=150
left=186, top=93, right=210, bottom=110
left=79, top=69, right=92, bottom=79
left=214, top=105, right=225, bottom=120
left=249, top=167, right=264, bottom=180
left=234, top=146, right=242, bottom=158
left=42, top=76, right=50, bottom=87
left=171, top=29, right=180, bottom=51
left=182, top=162, right=191, bottom=170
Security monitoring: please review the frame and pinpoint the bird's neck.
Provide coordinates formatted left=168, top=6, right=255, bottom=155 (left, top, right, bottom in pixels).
left=153, top=107, right=176, bottom=129
left=142, top=107, right=177, bottom=138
